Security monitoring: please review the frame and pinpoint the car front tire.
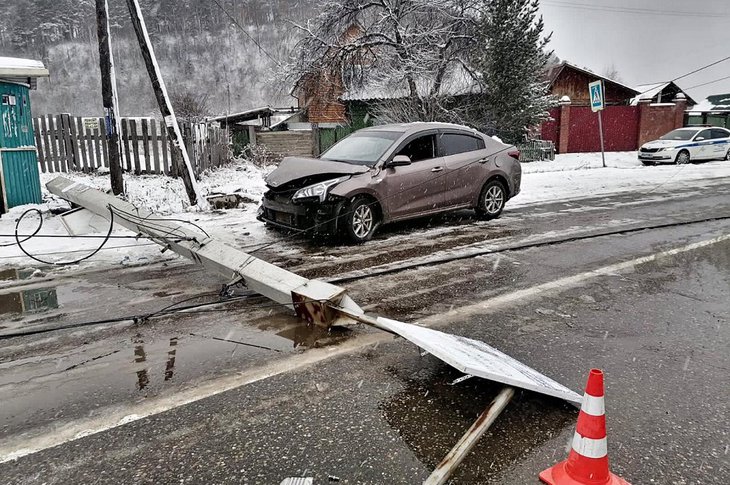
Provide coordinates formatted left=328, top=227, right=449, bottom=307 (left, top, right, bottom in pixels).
left=725, top=148, right=730, bottom=161
left=343, top=196, right=379, bottom=243
left=676, top=150, right=690, bottom=164
left=475, top=179, right=507, bottom=220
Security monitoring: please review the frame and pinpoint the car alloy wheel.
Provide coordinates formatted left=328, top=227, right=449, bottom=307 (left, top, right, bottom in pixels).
left=476, top=180, right=507, bottom=220
left=344, top=196, right=379, bottom=243
left=484, top=184, right=505, bottom=215
left=725, top=149, right=730, bottom=161
left=676, top=151, right=690, bottom=164
left=352, top=204, right=374, bottom=239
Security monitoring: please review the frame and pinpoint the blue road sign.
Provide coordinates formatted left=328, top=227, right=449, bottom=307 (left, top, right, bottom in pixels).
left=589, top=80, right=604, bottom=112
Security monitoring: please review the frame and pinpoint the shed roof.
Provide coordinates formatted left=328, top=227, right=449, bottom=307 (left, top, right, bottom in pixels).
left=0, top=56, right=50, bottom=78
left=689, top=93, right=730, bottom=113
left=208, top=106, right=274, bottom=124
left=630, top=81, right=697, bottom=106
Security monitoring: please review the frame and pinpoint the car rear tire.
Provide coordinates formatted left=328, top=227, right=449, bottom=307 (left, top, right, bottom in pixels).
left=475, top=179, right=507, bottom=220
left=676, top=150, right=690, bottom=164
left=343, top=196, right=379, bottom=243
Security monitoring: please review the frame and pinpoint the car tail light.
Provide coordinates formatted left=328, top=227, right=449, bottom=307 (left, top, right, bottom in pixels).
left=508, top=150, right=521, bottom=160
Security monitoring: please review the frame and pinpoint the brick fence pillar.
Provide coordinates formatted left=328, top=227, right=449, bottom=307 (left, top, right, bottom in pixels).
left=558, top=96, right=571, bottom=154
left=673, top=93, right=687, bottom=129
left=637, top=97, right=652, bottom=147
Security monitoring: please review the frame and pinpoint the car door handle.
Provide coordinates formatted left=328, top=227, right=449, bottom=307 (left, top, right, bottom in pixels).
left=431, top=167, right=444, bottom=172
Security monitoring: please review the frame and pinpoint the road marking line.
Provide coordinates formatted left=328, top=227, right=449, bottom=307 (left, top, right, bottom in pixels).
left=420, top=233, right=730, bottom=327
left=2, top=233, right=728, bottom=464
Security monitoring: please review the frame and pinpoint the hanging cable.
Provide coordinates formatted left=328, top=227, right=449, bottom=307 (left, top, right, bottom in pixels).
left=14, top=207, right=116, bottom=266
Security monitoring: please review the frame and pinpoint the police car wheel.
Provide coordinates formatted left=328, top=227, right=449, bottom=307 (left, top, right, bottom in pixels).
left=676, top=150, right=690, bottom=165
left=725, top=149, right=730, bottom=161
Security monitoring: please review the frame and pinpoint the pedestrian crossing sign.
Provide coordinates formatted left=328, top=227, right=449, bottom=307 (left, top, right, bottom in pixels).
left=589, top=80, right=604, bottom=112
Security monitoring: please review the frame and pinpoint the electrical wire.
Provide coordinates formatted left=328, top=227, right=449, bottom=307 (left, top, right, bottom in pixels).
left=0, top=290, right=318, bottom=340
left=208, top=0, right=282, bottom=66
left=542, top=1, right=730, bottom=19
left=13, top=208, right=116, bottom=266
left=684, top=74, right=730, bottom=91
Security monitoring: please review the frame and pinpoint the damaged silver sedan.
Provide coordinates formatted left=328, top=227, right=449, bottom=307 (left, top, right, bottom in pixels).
left=258, top=122, right=522, bottom=243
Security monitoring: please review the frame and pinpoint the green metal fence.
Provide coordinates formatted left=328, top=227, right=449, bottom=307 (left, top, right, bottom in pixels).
left=517, top=139, right=556, bottom=162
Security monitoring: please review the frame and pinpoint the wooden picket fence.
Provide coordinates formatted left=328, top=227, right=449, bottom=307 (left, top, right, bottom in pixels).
left=32, top=114, right=230, bottom=176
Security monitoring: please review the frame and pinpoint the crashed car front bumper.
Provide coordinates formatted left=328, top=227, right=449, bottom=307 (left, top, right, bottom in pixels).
left=257, top=192, right=346, bottom=235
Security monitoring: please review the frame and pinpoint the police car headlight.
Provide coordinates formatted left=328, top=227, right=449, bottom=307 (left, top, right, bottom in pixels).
left=293, top=176, right=349, bottom=203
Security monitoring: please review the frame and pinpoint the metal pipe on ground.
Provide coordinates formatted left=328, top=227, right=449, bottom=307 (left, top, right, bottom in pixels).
left=424, top=387, right=515, bottom=485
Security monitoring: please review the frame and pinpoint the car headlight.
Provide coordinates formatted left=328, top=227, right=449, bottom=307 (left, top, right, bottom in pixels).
left=658, top=147, right=676, bottom=152
left=292, top=176, right=349, bottom=203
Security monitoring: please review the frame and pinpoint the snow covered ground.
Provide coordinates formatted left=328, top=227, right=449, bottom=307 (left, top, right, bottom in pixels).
left=1, top=151, right=729, bottom=272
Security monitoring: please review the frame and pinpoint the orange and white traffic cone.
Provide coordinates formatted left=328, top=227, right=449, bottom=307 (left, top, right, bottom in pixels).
left=539, top=369, right=630, bottom=485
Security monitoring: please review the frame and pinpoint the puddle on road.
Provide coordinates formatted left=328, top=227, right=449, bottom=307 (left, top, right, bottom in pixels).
left=251, top=310, right=354, bottom=349
left=0, top=287, right=59, bottom=317
left=380, top=363, right=575, bottom=482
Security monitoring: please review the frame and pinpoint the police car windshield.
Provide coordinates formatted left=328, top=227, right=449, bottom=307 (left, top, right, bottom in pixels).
left=660, top=129, right=699, bottom=141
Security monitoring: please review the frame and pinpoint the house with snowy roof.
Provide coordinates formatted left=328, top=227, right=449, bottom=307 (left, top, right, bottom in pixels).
left=544, top=62, right=639, bottom=106
left=686, top=93, right=730, bottom=129
left=630, top=81, right=696, bottom=107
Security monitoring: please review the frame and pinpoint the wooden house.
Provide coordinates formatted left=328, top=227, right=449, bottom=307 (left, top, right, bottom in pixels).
left=545, top=62, right=640, bottom=106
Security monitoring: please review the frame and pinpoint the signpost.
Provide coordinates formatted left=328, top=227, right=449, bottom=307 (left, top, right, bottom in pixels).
left=589, top=80, right=606, bottom=168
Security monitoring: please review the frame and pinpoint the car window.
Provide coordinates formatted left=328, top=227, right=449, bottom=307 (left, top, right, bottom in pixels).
left=321, top=130, right=402, bottom=165
left=397, top=134, right=436, bottom=162
left=696, top=129, right=712, bottom=140
left=438, top=133, right=486, bottom=156
left=660, top=129, right=697, bottom=141
left=711, top=129, right=729, bottom=139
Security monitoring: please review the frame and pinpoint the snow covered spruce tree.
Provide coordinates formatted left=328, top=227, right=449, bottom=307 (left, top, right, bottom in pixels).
left=473, top=0, right=554, bottom=143
left=285, top=0, right=483, bottom=124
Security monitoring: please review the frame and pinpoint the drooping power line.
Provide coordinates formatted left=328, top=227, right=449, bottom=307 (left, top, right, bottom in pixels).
left=208, top=0, right=281, bottom=65
left=542, top=0, right=730, bottom=19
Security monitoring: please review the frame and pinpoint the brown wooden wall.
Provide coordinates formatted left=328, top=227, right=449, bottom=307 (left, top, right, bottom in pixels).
left=550, top=68, right=637, bottom=106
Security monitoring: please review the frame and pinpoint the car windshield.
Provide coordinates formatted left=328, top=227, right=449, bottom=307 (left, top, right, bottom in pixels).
left=660, top=129, right=699, bottom=141
left=321, top=131, right=402, bottom=166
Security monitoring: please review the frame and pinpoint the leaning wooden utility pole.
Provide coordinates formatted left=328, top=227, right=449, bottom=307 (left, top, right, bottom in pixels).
left=124, top=0, right=205, bottom=208
left=95, top=0, right=124, bottom=195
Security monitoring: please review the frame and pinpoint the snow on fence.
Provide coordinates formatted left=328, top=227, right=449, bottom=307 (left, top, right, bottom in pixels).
left=32, top=114, right=230, bottom=176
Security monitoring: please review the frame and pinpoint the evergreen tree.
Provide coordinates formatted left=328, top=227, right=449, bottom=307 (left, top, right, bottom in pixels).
left=475, top=0, right=554, bottom=143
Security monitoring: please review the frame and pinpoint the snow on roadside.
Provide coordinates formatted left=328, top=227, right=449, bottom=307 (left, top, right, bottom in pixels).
left=512, top=151, right=730, bottom=207
left=2, top=151, right=730, bottom=273
left=0, top=160, right=271, bottom=273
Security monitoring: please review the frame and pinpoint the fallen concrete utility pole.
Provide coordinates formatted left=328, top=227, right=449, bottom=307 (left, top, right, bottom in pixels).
left=48, top=176, right=582, bottom=477
left=47, top=176, right=581, bottom=404
left=47, top=177, right=361, bottom=327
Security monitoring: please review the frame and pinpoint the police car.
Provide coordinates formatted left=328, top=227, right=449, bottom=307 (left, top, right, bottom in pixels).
left=638, top=127, right=730, bottom=165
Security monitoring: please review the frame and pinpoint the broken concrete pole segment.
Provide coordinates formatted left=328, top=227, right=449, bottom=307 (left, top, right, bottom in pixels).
left=47, top=176, right=581, bottom=407
left=46, top=176, right=362, bottom=327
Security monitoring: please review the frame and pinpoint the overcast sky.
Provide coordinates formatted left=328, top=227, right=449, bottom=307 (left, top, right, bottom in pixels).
left=538, top=0, right=730, bottom=101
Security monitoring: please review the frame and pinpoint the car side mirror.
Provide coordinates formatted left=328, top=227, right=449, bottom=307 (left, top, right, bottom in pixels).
left=388, top=155, right=412, bottom=167
left=696, top=137, right=705, bottom=141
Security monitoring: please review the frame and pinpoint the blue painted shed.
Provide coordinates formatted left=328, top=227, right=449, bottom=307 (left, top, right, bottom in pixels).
left=0, top=56, right=49, bottom=214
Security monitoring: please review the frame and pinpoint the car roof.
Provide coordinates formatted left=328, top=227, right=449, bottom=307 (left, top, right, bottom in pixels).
left=358, top=122, right=482, bottom=137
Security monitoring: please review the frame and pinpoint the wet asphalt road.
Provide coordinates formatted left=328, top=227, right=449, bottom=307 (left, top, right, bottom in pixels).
left=1, top=178, right=730, bottom=484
